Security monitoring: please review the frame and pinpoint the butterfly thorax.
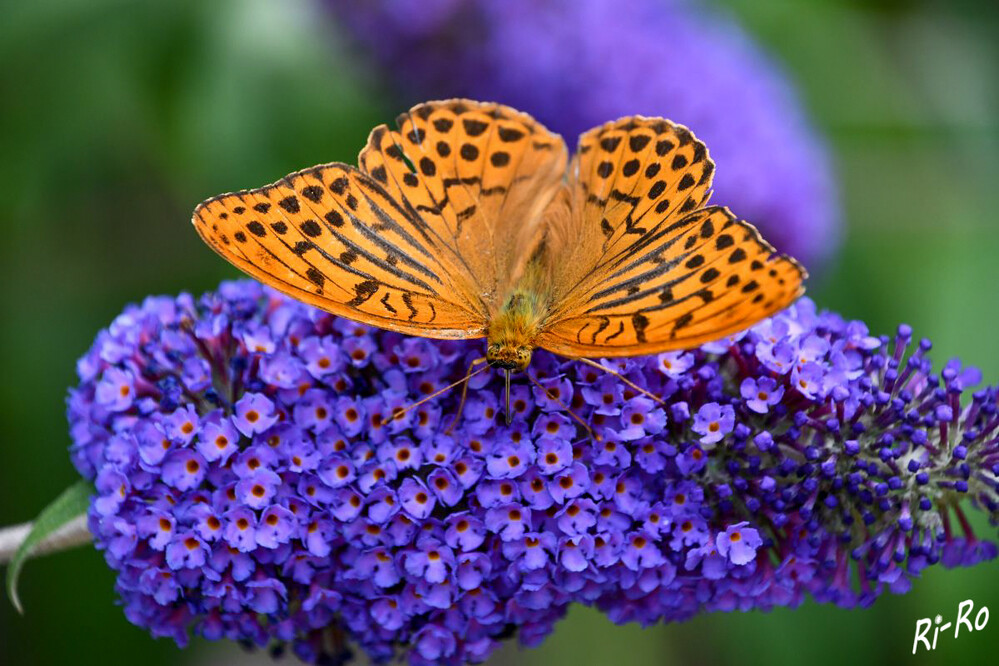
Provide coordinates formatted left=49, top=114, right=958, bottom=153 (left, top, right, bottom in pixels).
left=486, top=260, right=551, bottom=372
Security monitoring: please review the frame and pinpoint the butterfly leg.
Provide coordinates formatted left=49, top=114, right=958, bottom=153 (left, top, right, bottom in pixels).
left=389, top=357, right=489, bottom=426
left=526, top=373, right=600, bottom=441
left=443, top=356, right=490, bottom=434
left=575, top=357, right=667, bottom=407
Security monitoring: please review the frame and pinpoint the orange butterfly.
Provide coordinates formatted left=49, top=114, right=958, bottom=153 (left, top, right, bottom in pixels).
left=193, top=99, right=805, bottom=422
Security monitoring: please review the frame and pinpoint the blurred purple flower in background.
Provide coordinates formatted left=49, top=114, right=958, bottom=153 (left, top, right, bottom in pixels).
left=327, top=0, right=840, bottom=268
left=69, top=281, right=998, bottom=665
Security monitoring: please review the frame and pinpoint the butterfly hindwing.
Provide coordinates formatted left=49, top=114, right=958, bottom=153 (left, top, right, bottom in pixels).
left=192, top=163, right=489, bottom=338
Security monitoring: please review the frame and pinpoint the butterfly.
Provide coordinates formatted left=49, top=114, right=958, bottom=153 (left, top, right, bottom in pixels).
left=193, top=99, right=805, bottom=422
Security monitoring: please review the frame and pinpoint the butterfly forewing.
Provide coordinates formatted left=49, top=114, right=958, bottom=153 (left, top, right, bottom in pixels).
left=537, top=117, right=805, bottom=357
left=192, top=164, right=488, bottom=338
left=359, top=100, right=567, bottom=310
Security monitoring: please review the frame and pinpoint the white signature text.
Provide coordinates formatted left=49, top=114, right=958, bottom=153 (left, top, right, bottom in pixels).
left=912, top=599, right=989, bottom=654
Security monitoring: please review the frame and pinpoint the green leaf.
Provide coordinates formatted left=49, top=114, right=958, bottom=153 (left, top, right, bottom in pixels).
left=6, top=480, right=93, bottom=614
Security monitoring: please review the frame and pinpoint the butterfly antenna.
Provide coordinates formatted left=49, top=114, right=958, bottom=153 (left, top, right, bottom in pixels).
left=387, top=357, right=489, bottom=426
left=444, top=357, right=490, bottom=435
left=576, top=357, right=666, bottom=407
left=526, top=373, right=600, bottom=442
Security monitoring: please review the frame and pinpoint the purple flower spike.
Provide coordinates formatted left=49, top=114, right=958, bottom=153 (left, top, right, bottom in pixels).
left=71, top=281, right=999, bottom=665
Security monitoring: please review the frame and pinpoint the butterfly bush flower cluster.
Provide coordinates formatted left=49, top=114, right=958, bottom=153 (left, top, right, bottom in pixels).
left=69, top=281, right=999, bottom=664
left=327, top=0, right=839, bottom=268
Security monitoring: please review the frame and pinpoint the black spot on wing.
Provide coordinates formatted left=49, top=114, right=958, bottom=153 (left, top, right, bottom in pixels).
left=498, top=127, right=524, bottom=142
left=462, top=118, right=488, bottom=136
left=325, top=210, right=344, bottom=228
left=632, top=313, right=649, bottom=343
left=629, top=135, right=651, bottom=152
left=301, top=185, right=324, bottom=203
left=329, top=177, right=349, bottom=195
left=301, top=220, right=322, bottom=237
left=346, top=280, right=379, bottom=307
left=460, top=144, right=479, bottom=161
left=305, top=268, right=325, bottom=288
left=671, top=312, right=693, bottom=335
left=600, top=136, right=621, bottom=152
left=490, top=151, right=510, bottom=167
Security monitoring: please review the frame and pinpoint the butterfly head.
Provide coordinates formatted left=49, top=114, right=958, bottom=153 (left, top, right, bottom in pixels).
left=486, top=342, right=533, bottom=373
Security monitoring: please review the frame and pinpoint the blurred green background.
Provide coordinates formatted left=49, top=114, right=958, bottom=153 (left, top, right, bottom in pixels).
left=1, top=0, right=997, bottom=664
